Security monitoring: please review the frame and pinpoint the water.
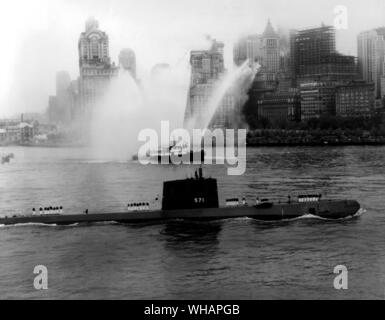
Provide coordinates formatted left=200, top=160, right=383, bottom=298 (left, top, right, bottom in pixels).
left=0, top=145, right=384, bottom=299
left=201, top=60, right=258, bottom=130
left=185, top=61, right=258, bottom=132
left=90, top=64, right=189, bottom=159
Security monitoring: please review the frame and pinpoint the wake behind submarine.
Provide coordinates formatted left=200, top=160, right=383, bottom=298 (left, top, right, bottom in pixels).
left=0, top=168, right=361, bottom=226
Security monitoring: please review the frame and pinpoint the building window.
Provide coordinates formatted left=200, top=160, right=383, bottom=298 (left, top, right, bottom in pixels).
left=90, top=37, right=100, bottom=60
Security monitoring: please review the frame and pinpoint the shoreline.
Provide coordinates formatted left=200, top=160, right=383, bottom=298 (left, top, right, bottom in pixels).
left=246, top=130, right=385, bottom=147
left=2, top=135, right=385, bottom=149
left=246, top=141, right=385, bottom=147
left=2, top=142, right=385, bottom=149
left=0, top=142, right=86, bottom=148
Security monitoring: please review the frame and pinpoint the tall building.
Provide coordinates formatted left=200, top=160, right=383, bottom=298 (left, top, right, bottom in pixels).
left=257, top=92, right=301, bottom=124
left=79, top=18, right=111, bottom=66
left=290, top=24, right=357, bottom=84
left=184, top=39, right=242, bottom=129
left=119, top=48, right=136, bottom=79
left=233, top=20, right=280, bottom=72
left=261, top=19, right=280, bottom=73
left=299, top=81, right=336, bottom=120
left=381, top=60, right=385, bottom=100
left=299, top=80, right=374, bottom=121
left=78, top=17, right=118, bottom=119
left=46, top=17, right=138, bottom=127
left=184, top=40, right=225, bottom=129
left=357, top=28, right=385, bottom=99
left=336, top=81, right=375, bottom=117
left=47, top=96, right=58, bottom=123
left=290, top=25, right=336, bottom=78
left=56, top=71, right=71, bottom=97
left=234, top=19, right=286, bottom=120
left=246, top=35, right=263, bottom=65
left=47, top=71, right=73, bottom=124
left=233, top=36, right=248, bottom=66
left=233, top=35, right=263, bottom=66
left=189, top=39, right=224, bottom=86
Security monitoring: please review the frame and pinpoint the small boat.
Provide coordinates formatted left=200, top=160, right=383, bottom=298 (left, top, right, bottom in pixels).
left=133, top=141, right=205, bottom=164
left=1, top=153, right=14, bottom=164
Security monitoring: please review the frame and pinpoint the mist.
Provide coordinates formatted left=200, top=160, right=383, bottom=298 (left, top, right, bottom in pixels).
left=90, top=61, right=190, bottom=159
left=1, top=0, right=385, bottom=117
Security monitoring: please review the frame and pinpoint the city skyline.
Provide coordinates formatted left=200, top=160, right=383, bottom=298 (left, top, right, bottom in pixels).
left=1, top=1, right=385, bottom=303
left=1, top=0, right=385, bottom=117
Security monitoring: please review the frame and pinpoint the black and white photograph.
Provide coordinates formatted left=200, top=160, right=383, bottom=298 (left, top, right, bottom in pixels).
left=0, top=0, right=384, bottom=305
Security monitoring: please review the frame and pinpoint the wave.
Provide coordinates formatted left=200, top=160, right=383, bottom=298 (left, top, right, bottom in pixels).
left=0, top=220, right=123, bottom=229
left=80, top=160, right=128, bottom=164
left=92, top=221, right=122, bottom=226
left=227, top=217, right=254, bottom=222
left=0, top=222, right=59, bottom=228
left=283, top=208, right=366, bottom=222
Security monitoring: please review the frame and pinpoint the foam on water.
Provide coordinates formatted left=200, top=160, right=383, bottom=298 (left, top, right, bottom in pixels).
left=1, top=222, right=59, bottom=228
left=0, top=220, right=127, bottom=230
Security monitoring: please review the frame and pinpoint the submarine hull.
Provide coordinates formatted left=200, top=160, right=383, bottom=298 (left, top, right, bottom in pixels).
left=0, top=200, right=360, bottom=226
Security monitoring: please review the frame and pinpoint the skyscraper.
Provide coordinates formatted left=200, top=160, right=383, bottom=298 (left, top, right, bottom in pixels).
left=246, top=35, right=263, bottom=65
left=261, top=19, right=280, bottom=73
left=335, top=81, right=375, bottom=118
left=233, top=36, right=248, bottom=66
left=233, top=20, right=280, bottom=71
left=79, top=17, right=111, bottom=67
left=47, top=71, right=73, bottom=124
left=189, top=39, right=224, bottom=86
left=299, top=81, right=336, bottom=120
left=290, top=24, right=357, bottom=84
left=119, top=48, right=137, bottom=79
left=290, top=25, right=336, bottom=78
left=357, top=27, right=385, bottom=99
left=78, top=17, right=118, bottom=119
left=56, top=71, right=71, bottom=97
left=184, top=40, right=228, bottom=129
left=233, top=35, right=262, bottom=66
left=381, top=60, right=385, bottom=99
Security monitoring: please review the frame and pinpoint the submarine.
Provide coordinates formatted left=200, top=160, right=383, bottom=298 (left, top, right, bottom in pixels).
left=0, top=168, right=360, bottom=226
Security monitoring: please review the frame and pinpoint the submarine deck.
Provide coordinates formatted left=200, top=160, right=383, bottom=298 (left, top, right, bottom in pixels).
left=0, top=200, right=361, bottom=226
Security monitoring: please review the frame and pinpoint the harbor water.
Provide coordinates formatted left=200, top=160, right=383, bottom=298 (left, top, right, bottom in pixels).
left=0, top=146, right=384, bottom=299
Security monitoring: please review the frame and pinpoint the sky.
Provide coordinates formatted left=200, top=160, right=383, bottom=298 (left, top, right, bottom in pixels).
left=0, top=0, right=385, bottom=117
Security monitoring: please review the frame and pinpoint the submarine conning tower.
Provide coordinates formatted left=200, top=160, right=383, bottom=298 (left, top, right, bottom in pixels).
left=162, top=168, right=219, bottom=211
